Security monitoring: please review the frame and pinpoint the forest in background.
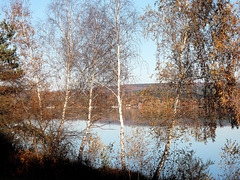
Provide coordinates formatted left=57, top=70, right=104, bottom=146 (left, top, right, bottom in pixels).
left=1, top=0, right=240, bottom=179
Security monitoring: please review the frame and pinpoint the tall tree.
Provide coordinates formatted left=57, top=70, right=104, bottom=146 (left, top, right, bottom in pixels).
left=40, top=0, right=86, bottom=154
left=143, top=1, right=192, bottom=178
left=97, top=0, right=139, bottom=170
left=143, top=0, right=240, bottom=178
left=77, top=2, right=115, bottom=162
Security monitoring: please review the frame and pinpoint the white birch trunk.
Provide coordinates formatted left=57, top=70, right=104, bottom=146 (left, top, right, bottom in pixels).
left=57, top=63, right=70, bottom=143
left=78, top=72, right=95, bottom=161
left=118, top=82, right=126, bottom=170
left=153, top=126, right=174, bottom=180
left=153, top=32, right=187, bottom=179
left=117, top=39, right=126, bottom=171
left=57, top=7, right=73, bottom=142
left=174, top=92, right=180, bottom=115
left=111, top=0, right=126, bottom=170
left=153, top=95, right=178, bottom=180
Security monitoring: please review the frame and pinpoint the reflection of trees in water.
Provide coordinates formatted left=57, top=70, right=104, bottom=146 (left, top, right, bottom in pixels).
left=138, top=104, right=228, bottom=178
left=180, top=118, right=217, bottom=143
left=122, top=125, right=215, bottom=178
left=100, top=109, right=140, bottom=124
left=149, top=118, right=218, bottom=145
left=219, top=139, right=240, bottom=179
left=161, top=148, right=214, bottom=180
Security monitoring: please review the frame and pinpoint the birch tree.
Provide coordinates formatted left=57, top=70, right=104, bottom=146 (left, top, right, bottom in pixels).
left=89, top=0, right=139, bottom=170
left=143, top=1, right=193, bottom=178
left=40, top=0, right=85, bottom=154
left=77, top=2, right=116, bottom=161
left=143, top=0, right=240, bottom=178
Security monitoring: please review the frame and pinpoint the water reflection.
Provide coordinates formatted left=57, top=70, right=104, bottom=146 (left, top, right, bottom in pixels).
left=66, top=115, right=240, bottom=178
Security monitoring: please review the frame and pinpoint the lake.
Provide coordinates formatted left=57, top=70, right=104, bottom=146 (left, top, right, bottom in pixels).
left=63, top=118, right=240, bottom=179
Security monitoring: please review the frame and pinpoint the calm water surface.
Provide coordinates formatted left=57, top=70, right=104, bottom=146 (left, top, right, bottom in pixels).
left=65, top=120, right=240, bottom=178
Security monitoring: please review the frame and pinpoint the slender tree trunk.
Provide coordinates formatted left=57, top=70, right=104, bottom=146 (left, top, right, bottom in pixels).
left=153, top=126, right=174, bottom=180
left=114, top=0, right=126, bottom=170
left=118, top=87, right=126, bottom=171
left=117, top=42, right=126, bottom=171
left=57, top=63, right=70, bottom=146
left=60, top=83, right=70, bottom=132
left=59, top=84, right=69, bottom=130
left=153, top=34, right=186, bottom=179
left=78, top=118, right=91, bottom=161
left=78, top=72, right=95, bottom=162
left=47, top=140, right=51, bottom=156
left=153, top=93, right=179, bottom=180
left=174, top=93, right=180, bottom=115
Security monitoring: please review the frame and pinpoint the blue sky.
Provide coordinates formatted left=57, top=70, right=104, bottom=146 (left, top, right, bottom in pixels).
left=0, top=0, right=158, bottom=84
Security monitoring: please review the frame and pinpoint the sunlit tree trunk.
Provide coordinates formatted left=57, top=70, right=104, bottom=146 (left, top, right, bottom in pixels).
left=78, top=69, right=95, bottom=162
left=76, top=1, right=123, bottom=161
left=153, top=126, right=173, bottom=179
left=83, top=0, right=138, bottom=170
left=41, top=0, right=86, bottom=154
left=153, top=34, right=187, bottom=179
left=117, top=41, right=126, bottom=170
left=115, top=0, right=126, bottom=170
left=57, top=64, right=70, bottom=141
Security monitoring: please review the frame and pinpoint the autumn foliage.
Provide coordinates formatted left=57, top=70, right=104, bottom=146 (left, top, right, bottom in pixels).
left=142, top=0, right=240, bottom=127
